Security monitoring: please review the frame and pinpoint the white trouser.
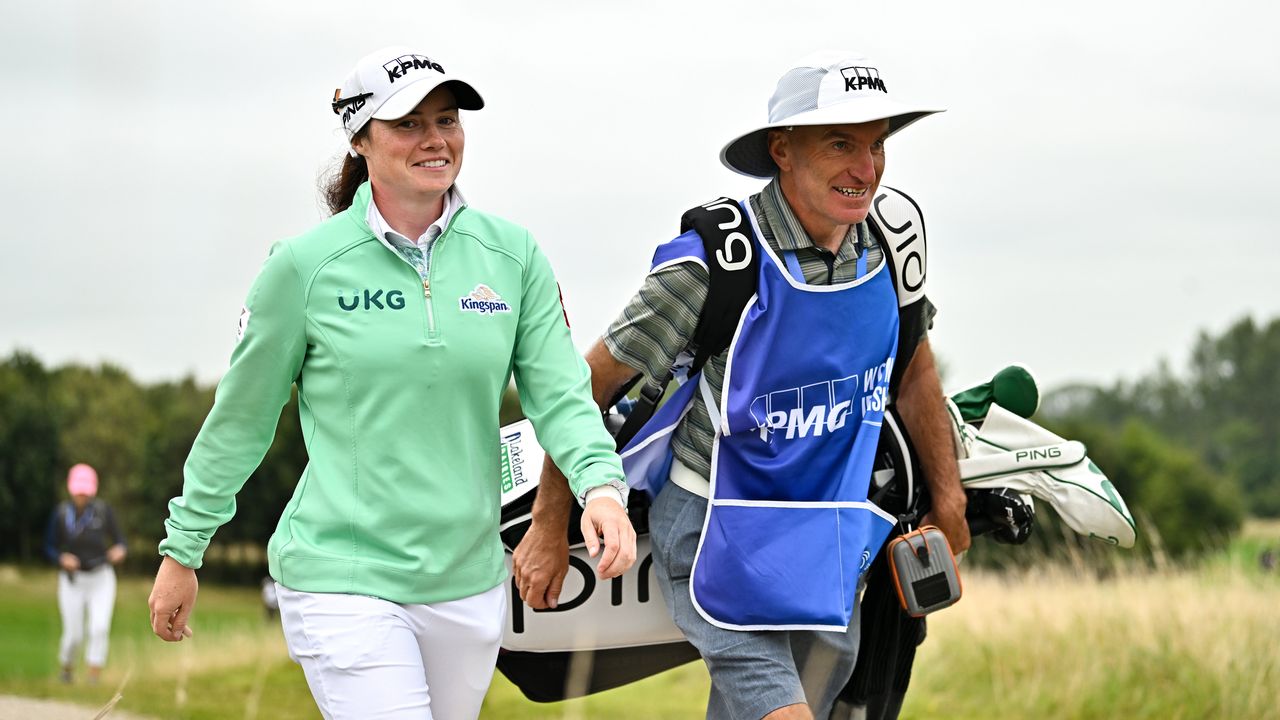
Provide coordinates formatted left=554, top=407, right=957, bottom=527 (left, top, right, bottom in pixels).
left=57, top=565, right=116, bottom=668
left=276, top=583, right=506, bottom=720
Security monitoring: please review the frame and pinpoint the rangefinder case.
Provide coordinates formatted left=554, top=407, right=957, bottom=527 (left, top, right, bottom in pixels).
left=887, top=525, right=962, bottom=617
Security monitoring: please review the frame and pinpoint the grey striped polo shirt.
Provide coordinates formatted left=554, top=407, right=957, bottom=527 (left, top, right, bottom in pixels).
left=603, top=179, right=934, bottom=480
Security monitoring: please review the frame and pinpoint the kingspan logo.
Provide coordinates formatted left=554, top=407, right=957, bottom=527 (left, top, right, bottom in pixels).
left=383, top=54, right=445, bottom=83
left=459, top=284, right=511, bottom=315
left=840, top=66, right=887, bottom=93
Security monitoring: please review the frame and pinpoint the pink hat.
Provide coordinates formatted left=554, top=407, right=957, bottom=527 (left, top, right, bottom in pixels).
left=67, top=464, right=98, bottom=496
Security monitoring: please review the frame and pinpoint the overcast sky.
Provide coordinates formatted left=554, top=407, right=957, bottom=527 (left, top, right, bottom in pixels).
left=3, top=0, right=1277, bottom=393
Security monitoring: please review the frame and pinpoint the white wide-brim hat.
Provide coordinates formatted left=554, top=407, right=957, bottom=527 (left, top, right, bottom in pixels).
left=333, top=45, right=484, bottom=144
left=721, top=50, right=944, bottom=178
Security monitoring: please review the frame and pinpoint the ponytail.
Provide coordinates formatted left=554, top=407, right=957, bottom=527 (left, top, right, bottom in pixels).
left=323, top=153, right=368, bottom=216
left=322, top=128, right=370, bottom=215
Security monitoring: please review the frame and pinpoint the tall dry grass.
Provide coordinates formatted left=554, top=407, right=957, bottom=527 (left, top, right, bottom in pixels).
left=906, top=562, right=1280, bottom=719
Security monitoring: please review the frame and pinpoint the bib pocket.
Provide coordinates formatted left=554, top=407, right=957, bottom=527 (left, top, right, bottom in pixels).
left=690, top=501, right=894, bottom=630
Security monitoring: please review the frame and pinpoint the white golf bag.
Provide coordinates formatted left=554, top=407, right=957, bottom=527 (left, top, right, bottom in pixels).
left=494, top=365, right=1136, bottom=702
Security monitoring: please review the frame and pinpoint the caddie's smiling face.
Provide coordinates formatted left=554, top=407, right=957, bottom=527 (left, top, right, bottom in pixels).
left=769, top=120, right=889, bottom=241
left=353, top=85, right=464, bottom=206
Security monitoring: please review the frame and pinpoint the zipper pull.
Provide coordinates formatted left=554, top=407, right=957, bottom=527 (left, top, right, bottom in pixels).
left=423, top=279, right=431, bottom=298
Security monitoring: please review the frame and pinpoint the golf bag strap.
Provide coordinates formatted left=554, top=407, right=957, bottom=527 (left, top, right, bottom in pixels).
left=681, top=197, right=761, bottom=374
left=612, top=197, right=759, bottom=451
left=613, top=373, right=667, bottom=451
left=866, top=186, right=928, bottom=393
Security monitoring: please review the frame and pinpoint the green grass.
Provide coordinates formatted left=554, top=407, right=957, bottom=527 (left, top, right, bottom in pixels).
left=0, top=567, right=710, bottom=719
left=0, top=567, right=318, bottom=719
left=3, top=521, right=1278, bottom=719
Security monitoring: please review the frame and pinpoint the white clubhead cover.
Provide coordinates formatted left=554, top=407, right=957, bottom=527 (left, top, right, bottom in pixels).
left=958, top=404, right=1137, bottom=548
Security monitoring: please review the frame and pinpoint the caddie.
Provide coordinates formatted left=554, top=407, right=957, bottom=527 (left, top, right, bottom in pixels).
left=513, top=50, right=969, bottom=720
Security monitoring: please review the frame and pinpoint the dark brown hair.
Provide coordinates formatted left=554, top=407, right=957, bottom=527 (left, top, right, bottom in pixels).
left=322, top=128, right=370, bottom=215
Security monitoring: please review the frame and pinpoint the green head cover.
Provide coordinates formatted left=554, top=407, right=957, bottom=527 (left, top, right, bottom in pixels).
left=951, top=364, right=1040, bottom=423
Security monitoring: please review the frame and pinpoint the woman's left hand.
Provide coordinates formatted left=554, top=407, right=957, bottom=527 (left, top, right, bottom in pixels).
left=106, top=544, right=127, bottom=566
left=580, top=497, right=637, bottom=579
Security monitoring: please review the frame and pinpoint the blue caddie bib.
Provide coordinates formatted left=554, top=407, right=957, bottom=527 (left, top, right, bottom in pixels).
left=621, top=200, right=899, bottom=631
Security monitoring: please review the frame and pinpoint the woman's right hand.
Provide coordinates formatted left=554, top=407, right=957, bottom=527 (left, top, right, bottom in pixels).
left=58, top=553, right=80, bottom=572
left=148, top=555, right=198, bottom=641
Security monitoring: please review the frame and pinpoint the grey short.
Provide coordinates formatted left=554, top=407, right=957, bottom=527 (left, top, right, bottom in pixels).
left=649, top=480, right=862, bottom=720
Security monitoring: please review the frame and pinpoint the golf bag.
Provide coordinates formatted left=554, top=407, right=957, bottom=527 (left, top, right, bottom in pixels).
left=494, top=183, right=1134, bottom=706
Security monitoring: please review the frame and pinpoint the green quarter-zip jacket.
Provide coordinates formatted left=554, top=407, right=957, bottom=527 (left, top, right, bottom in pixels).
left=160, top=182, right=623, bottom=604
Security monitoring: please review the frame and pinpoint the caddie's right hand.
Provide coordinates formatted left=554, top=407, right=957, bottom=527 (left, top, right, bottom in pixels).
left=581, top=496, right=637, bottom=580
left=148, top=555, right=198, bottom=642
left=513, top=516, right=570, bottom=610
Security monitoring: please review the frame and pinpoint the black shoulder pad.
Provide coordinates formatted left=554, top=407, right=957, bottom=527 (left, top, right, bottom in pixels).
left=680, top=198, right=759, bottom=373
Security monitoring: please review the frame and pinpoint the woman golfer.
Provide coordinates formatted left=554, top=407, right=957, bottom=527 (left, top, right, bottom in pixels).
left=148, top=45, right=636, bottom=719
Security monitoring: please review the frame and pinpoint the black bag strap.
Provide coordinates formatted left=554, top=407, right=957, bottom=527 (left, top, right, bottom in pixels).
left=611, top=373, right=666, bottom=451
left=681, top=197, right=760, bottom=374
left=611, top=197, right=759, bottom=451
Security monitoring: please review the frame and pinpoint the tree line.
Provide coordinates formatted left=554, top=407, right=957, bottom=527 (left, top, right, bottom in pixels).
left=1033, top=315, right=1278, bottom=559
left=1, top=315, right=1273, bottom=573
left=0, top=352, right=304, bottom=579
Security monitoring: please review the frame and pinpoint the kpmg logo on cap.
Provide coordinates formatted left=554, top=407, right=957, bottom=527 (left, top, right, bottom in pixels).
left=383, top=54, right=445, bottom=83
left=840, top=66, right=887, bottom=93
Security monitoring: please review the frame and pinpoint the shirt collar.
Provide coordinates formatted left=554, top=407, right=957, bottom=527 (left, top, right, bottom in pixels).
left=758, top=178, right=871, bottom=262
left=366, top=186, right=467, bottom=251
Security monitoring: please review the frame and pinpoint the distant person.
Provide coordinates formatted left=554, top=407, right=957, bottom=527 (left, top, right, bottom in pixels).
left=147, top=45, right=636, bottom=720
left=1261, top=548, right=1276, bottom=572
left=45, top=463, right=127, bottom=684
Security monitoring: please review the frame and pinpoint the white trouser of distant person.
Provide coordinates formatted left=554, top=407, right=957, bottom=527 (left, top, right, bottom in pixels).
left=276, top=583, right=506, bottom=720
left=58, top=565, right=117, bottom=668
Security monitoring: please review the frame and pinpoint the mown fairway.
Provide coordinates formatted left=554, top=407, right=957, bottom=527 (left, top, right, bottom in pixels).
left=2, top=523, right=1278, bottom=719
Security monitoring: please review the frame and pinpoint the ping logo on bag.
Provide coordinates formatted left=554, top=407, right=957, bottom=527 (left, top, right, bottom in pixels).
left=698, top=198, right=753, bottom=272
left=872, top=192, right=925, bottom=297
left=749, top=360, right=893, bottom=442
left=338, top=289, right=406, bottom=311
left=1014, top=447, right=1063, bottom=462
left=507, top=551, right=664, bottom=633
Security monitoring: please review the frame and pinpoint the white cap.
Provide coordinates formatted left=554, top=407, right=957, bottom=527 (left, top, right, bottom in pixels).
left=333, top=45, right=484, bottom=144
left=721, top=51, right=943, bottom=178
